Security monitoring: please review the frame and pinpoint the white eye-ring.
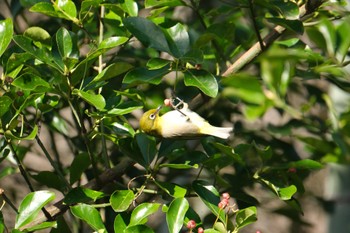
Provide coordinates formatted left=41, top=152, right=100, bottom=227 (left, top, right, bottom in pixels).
left=149, top=114, right=155, bottom=120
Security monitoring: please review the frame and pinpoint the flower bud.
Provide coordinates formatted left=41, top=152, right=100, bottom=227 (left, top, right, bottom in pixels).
left=187, top=220, right=196, bottom=229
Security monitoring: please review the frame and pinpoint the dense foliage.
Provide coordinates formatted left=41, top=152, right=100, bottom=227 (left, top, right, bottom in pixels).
left=0, top=0, right=349, bottom=232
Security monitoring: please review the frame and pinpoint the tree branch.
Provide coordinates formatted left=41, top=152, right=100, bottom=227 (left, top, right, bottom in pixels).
left=19, top=157, right=136, bottom=230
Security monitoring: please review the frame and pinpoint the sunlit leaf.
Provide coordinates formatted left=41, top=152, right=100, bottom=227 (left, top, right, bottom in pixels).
left=70, top=204, right=107, bottom=232
left=0, top=18, right=13, bottom=57
left=166, top=198, right=189, bottom=233
left=15, top=191, right=55, bottom=229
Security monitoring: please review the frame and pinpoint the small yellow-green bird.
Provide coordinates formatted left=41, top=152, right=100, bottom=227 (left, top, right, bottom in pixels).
left=139, top=101, right=233, bottom=139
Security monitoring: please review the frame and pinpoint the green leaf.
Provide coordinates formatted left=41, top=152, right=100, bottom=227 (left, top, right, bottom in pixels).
left=279, top=185, right=297, bottom=200
left=222, top=74, right=266, bottom=105
left=159, top=163, right=199, bottom=169
left=129, top=203, right=161, bottom=226
left=0, top=18, right=13, bottom=57
left=125, top=225, right=154, bottom=233
left=5, top=125, right=39, bottom=140
left=184, top=69, right=218, bottom=97
left=12, top=73, right=50, bottom=91
left=136, top=133, right=157, bottom=166
left=123, top=66, right=170, bottom=85
left=114, top=214, right=127, bottom=233
left=147, top=58, right=171, bottom=70
left=288, top=159, right=323, bottom=170
left=56, top=27, right=73, bottom=59
left=0, top=212, right=5, bottom=233
left=165, top=23, right=190, bottom=58
left=70, top=204, right=107, bottom=232
left=123, top=17, right=171, bottom=54
left=0, top=96, right=12, bottom=117
left=25, top=221, right=57, bottom=232
left=107, top=101, right=143, bottom=116
left=110, top=190, right=134, bottom=212
left=88, top=62, right=133, bottom=87
left=166, top=198, right=189, bottom=233
left=64, top=187, right=105, bottom=205
left=69, top=153, right=91, bottom=184
left=145, top=0, right=184, bottom=8
left=30, top=1, right=78, bottom=23
left=192, top=180, right=226, bottom=224
left=211, top=142, right=245, bottom=166
left=15, top=190, right=55, bottom=229
left=56, top=0, right=77, bottom=19
left=31, top=171, right=67, bottom=192
left=98, top=36, right=129, bottom=49
left=153, top=180, right=187, bottom=198
left=24, top=26, right=51, bottom=48
left=235, top=206, right=257, bottom=230
left=120, top=0, right=138, bottom=16
left=266, top=18, right=304, bottom=35
left=72, top=89, right=106, bottom=110
left=12, top=35, right=64, bottom=72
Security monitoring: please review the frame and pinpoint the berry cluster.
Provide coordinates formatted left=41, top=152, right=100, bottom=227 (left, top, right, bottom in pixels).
left=186, top=219, right=203, bottom=233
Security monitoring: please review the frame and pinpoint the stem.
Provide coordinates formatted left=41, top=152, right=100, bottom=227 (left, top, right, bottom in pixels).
left=248, top=0, right=264, bottom=50
left=7, top=141, right=53, bottom=221
left=0, top=188, right=19, bottom=213
left=36, top=136, right=71, bottom=190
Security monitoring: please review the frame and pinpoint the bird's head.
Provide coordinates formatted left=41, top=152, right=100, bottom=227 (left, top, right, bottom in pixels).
left=139, top=106, right=162, bottom=135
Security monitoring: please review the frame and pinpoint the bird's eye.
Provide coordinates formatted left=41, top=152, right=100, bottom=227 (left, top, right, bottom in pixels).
left=149, top=114, right=155, bottom=120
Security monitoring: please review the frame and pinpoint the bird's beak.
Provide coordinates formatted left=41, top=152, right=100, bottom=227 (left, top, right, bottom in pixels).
left=155, top=105, right=162, bottom=114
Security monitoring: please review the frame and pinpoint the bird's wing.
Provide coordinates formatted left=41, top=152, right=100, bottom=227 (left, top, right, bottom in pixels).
left=159, top=110, right=206, bottom=138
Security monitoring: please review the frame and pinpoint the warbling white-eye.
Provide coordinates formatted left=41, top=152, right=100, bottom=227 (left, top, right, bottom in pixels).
left=139, top=98, right=233, bottom=139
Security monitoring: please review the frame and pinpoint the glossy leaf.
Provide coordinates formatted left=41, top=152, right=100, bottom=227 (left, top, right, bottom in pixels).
left=135, top=133, right=157, bottom=166
left=279, top=185, right=297, bottom=200
left=123, top=66, right=170, bottom=85
left=129, top=203, right=161, bottom=226
left=0, top=212, right=4, bottom=232
left=235, top=206, right=257, bottom=230
left=5, top=125, right=39, bottom=140
left=64, top=187, right=105, bottom=205
left=15, top=190, right=55, bottom=229
left=0, top=18, right=13, bottom=57
left=110, top=190, right=134, bottom=212
left=184, top=69, right=218, bottom=97
left=125, top=225, right=154, bottom=233
left=12, top=35, right=64, bottom=72
left=98, top=36, right=129, bottom=49
left=120, top=0, right=138, bottom=16
left=72, top=89, right=106, bottom=110
left=25, top=221, right=57, bottom=232
left=266, top=18, right=304, bottom=35
left=288, top=159, right=323, bottom=170
left=31, top=171, right=67, bottom=192
left=154, top=180, right=187, bottom=198
left=222, top=74, right=266, bottom=105
left=69, top=153, right=91, bottom=184
left=56, top=27, right=73, bottom=59
left=123, top=17, right=171, bottom=54
left=192, top=180, right=226, bottom=224
left=24, top=27, right=51, bottom=48
left=166, top=198, right=189, bottom=233
left=145, top=0, right=184, bottom=8
left=70, top=204, right=107, bottom=232
left=165, top=23, right=190, bottom=58
left=88, top=62, right=133, bottom=87
left=147, top=58, right=171, bottom=70
left=114, top=214, right=127, bottom=233
left=12, top=73, right=50, bottom=91
left=0, top=96, right=12, bottom=117
left=159, top=163, right=199, bottom=169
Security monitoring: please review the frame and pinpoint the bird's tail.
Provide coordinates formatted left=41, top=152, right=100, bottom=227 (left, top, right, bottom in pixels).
left=201, top=125, right=233, bottom=139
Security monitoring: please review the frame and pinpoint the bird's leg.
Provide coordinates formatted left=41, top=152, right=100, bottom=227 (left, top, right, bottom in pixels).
left=170, top=97, right=189, bottom=119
